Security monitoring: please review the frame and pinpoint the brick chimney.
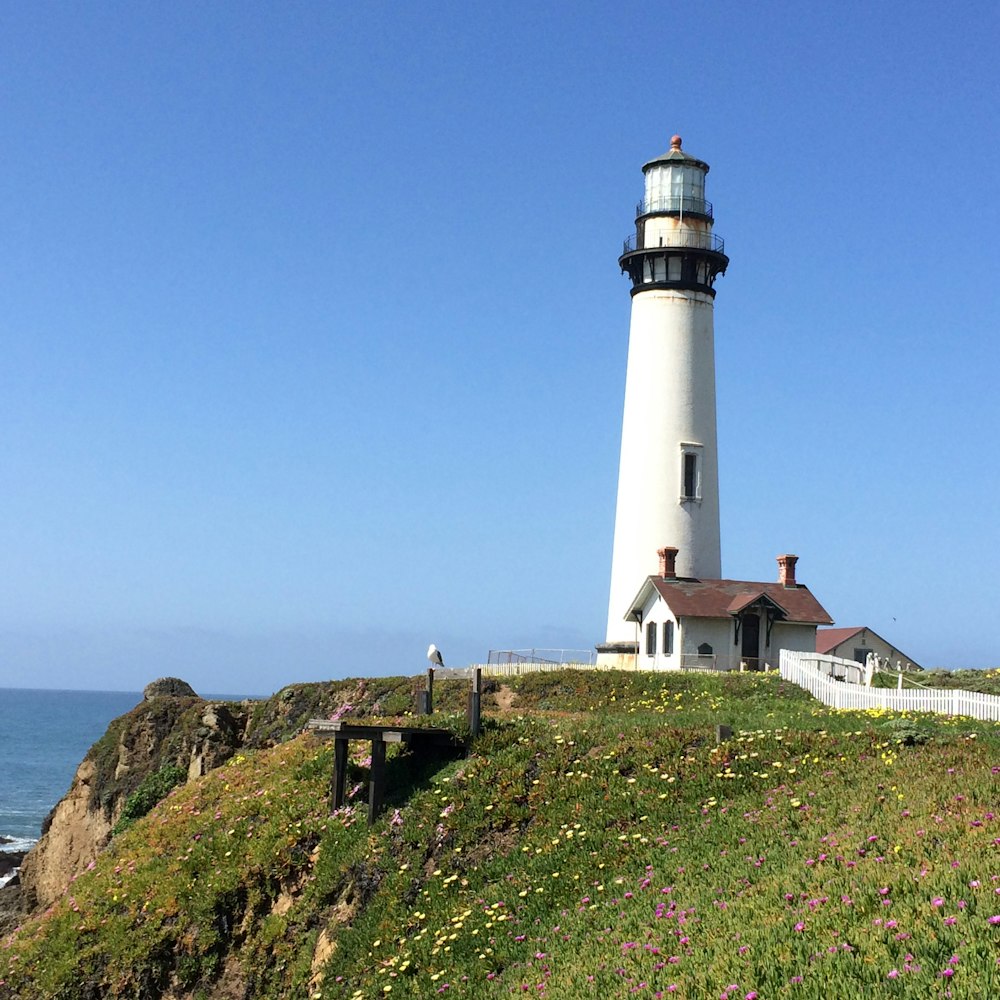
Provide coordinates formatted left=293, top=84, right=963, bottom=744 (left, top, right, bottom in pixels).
left=777, top=553, right=799, bottom=588
left=658, top=546, right=679, bottom=580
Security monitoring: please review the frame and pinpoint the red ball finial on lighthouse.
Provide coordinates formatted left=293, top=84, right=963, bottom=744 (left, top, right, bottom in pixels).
left=670, top=134, right=683, bottom=150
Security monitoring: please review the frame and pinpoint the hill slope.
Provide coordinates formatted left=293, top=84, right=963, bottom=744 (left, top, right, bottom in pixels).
left=2, top=670, right=998, bottom=999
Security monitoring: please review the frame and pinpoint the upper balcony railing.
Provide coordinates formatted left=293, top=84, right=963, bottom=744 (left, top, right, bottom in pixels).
left=622, top=230, right=726, bottom=256
left=636, top=195, right=713, bottom=219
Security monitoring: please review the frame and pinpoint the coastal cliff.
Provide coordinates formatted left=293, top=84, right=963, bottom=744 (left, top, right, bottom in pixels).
left=4, top=670, right=998, bottom=1000
left=1, top=674, right=441, bottom=928
left=14, top=682, right=247, bottom=915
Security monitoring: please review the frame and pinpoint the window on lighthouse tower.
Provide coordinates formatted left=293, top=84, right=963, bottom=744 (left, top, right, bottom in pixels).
left=681, top=447, right=701, bottom=502
left=683, top=453, right=697, bottom=498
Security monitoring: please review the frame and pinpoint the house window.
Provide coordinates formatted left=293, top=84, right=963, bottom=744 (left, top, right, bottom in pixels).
left=662, top=621, right=674, bottom=655
left=698, top=642, right=713, bottom=655
left=646, top=622, right=657, bottom=656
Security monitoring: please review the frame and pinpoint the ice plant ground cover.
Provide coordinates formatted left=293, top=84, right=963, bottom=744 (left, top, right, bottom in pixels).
left=1, top=670, right=998, bottom=999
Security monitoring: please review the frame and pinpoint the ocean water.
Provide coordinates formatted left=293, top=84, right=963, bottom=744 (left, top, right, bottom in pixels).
left=0, top=688, right=142, bottom=856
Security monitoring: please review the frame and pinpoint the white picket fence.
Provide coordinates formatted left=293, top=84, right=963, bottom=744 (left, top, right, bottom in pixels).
left=780, top=650, right=1000, bottom=722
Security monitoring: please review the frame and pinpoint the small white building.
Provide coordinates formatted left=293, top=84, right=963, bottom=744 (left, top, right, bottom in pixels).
left=816, top=626, right=922, bottom=672
left=623, top=549, right=833, bottom=670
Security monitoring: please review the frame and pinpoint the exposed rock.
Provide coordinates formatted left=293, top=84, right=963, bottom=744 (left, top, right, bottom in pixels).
left=0, top=850, right=27, bottom=880
left=144, top=677, right=198, bottom=700
left=187, top=703, right=242, bottom=780
left=0, top=881, right=25, bottom=936
left=18, top=694, right=246, bottom=912
left=11, top=677, right=426, bottom=923
left=17, top=759, right=111, bottom=911
left=162, top=953, right=248, bottom=1000
left=0, top=840, right=27, bottom=932
left=309, top=928, right=337, bottom=992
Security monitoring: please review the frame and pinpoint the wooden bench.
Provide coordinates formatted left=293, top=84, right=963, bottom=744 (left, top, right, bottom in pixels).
left=306, top=720, right=463, bottom=825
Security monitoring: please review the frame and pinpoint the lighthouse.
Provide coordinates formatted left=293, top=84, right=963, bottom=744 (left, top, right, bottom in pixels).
left=600, top=136, right=729, bottom=656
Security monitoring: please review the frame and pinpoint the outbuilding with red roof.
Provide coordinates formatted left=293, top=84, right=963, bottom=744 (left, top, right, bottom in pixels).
left=815, top=626, right=922, bottom=671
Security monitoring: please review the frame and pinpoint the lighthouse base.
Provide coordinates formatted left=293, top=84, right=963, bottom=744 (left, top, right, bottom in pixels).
left=595, top=641, right=638, bottom=670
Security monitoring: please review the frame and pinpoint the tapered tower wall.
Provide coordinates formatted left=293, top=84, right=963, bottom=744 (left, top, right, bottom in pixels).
left=602, top=136, right=728, bottom=649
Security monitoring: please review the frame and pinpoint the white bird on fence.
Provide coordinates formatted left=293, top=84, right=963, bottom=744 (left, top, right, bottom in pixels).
left=427, top=643, right=445, bottom=668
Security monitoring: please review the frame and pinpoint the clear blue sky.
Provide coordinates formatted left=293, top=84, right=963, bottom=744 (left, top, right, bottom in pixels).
left=2, top=2, right=998, bottom=694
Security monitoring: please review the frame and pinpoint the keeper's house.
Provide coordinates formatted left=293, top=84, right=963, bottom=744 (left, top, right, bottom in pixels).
left=816, top=626, right=923, bottom=672
left=624, top=548, right=832, bottom=671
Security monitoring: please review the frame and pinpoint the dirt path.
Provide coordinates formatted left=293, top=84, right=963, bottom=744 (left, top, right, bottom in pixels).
left=494, top=684, right=518, bottom=711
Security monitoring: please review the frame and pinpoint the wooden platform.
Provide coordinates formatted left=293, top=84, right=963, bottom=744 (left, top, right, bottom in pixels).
left=306, top=719, right=463, bottom=824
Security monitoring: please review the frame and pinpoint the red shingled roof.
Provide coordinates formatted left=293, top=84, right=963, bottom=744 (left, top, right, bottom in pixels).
left=646, top=576, right=833, bottom=625
left=815, top=626, right=865, bottom=654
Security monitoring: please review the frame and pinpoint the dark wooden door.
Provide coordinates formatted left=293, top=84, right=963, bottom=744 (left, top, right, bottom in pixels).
left=741, top=613, right=760, bottom=663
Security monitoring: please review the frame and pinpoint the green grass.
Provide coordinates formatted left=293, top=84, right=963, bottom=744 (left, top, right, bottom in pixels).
left=2, top=670, right=998, bottom=999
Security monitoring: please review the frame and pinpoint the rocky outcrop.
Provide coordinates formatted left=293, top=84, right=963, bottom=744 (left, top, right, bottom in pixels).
left=17, top=686, right=246, bottom=912
left=7, top=674, right=426, bottom=921
left=144, top=677, right=198, bottom=700
left=186, top=703, right=243, bottom=780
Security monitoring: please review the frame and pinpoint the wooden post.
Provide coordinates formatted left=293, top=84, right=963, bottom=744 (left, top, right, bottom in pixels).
left=416, top=667, right=435, bottom=715
left=368, top=737, right=387, bottom=824
left=332, top=737, right=348, bottom=808
left=467, top=667, right=482, bottom=737
left=715, top=724, right=732, bottom=743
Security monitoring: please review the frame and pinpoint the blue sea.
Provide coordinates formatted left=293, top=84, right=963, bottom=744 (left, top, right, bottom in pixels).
left=0, top=689, right=142, bottom=863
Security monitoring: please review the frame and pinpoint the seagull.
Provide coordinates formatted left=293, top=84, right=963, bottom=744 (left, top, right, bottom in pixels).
left=427, top=643, right=445, bottom=668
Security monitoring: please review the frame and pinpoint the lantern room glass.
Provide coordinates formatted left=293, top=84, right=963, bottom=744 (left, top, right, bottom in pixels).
left=644, top=163, right=706, bottom=213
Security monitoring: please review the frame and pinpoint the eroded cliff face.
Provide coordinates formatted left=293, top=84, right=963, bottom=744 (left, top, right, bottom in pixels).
left=17, top=690, right=247, bottom=913
left=16, top=759, right=108, bottom=910
left=6, top=675, right=415, bottom=923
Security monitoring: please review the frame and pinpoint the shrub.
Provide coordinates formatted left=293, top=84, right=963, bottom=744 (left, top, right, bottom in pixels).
left=112, top=763, right=188, bottom=836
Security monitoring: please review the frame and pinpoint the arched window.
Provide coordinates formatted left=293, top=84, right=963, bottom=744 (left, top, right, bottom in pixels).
left=646, top=622, right=657, bottom=656
left=662, top=621, right=674, bottom=656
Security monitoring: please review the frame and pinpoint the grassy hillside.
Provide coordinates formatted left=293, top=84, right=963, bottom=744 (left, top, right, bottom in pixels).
left=2, top=670, right=998, bottom=999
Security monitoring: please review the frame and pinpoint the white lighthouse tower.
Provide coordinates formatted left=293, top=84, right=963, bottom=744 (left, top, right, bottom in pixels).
left=600, top=135, right=729, bottom=657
